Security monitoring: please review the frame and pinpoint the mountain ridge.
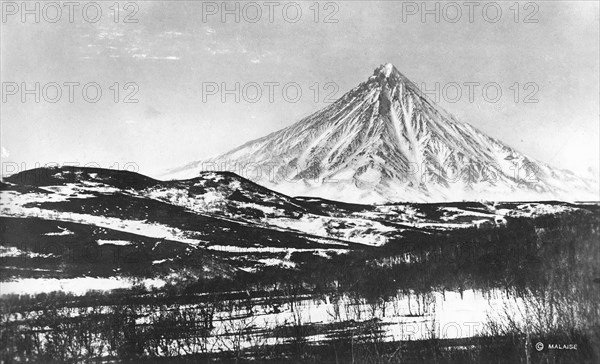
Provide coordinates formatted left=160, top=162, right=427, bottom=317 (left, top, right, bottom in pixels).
left=3, top=164, right=597, bottom=288
left=167, top=63, right=598, bottom=203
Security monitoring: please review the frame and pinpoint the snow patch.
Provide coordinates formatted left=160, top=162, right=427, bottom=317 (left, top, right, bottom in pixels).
left=0, top=277, right=167, bottom=295
left=97, top=239, right=132, bottom=246
left=44, top=226, right=74, bottom=236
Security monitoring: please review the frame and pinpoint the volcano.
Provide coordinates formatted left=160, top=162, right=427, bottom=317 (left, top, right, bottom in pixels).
left=168, top=63, right=598, bottom=203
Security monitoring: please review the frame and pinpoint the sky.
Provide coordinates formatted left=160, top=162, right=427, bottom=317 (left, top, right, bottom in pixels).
left=1, top=0, right=599, bottom=179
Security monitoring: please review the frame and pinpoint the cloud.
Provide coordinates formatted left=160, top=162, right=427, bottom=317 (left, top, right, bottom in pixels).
left=144, top=106, right=162, bottom=119
left=160, top=31, right=184, bottom=39
left=132, top=54, right=180, bottom=61
left=1, top=147, right=9, bottom=158
left=205, top=46, right=231, bottom=55
left=124, top=120, right=137, bottom=125
left=97, top=31, right=124, bottom=40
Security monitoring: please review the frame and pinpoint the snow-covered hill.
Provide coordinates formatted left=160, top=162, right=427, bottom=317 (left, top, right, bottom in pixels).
left=168, top=63, right=598, bottom=203
left=3, top=166, right=594, bottom=284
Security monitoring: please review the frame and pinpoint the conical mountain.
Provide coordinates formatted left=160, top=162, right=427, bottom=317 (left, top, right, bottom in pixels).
left=168, top=63, right=598, bottom=203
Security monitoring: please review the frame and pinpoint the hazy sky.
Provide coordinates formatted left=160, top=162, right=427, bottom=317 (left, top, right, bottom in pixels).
left=1, top=0, right=599, bottom=178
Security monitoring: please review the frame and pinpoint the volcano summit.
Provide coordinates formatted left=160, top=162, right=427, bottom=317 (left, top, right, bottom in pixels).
left=168, top=64, right=598, bottom=203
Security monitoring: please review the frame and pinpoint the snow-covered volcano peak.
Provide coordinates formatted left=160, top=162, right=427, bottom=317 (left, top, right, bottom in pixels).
left=370, top=63, right=419, bottom=98
left=381, top=63, right=394, bottom=77
left=373, top=63, right=404, bottom=80
left=168, top=64, right=599, bottom=203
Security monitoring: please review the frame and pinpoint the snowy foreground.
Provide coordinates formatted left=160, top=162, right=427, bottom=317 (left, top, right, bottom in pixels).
left=1, top=166, right=598, bottom=361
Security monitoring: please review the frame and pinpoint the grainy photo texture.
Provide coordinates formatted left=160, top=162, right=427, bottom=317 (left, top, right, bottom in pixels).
left=1, top=1, right=599, bottom=363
